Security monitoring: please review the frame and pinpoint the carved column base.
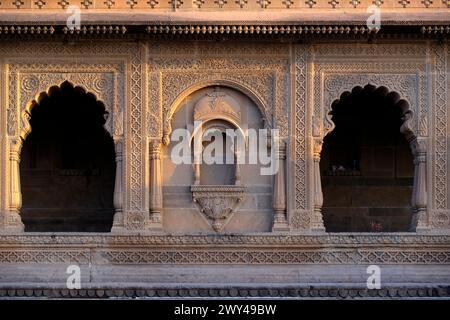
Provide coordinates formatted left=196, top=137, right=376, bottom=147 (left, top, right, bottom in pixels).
left=410, top=208, right=430, bottom=232
left=310, top=209, right=326, bottom=232
left=0, top=211, right=24, bottom=233
left=145, top=211, right=164, bottom=232
left=111, top=211, right=126, bottom=233
left=272, top=211, right=290, bottom=232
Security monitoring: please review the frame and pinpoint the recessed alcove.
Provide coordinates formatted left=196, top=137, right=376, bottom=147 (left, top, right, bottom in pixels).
left=320, top=85, right=414, bottom=232
left=20, top=81, right=116, bottom=232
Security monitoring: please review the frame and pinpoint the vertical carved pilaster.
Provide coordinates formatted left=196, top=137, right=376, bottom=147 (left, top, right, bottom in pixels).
left=146, top=140, right=163, bottom=231
left=2, top=137, right=25, bottom=232
left=311, top=138, right=326, bottom=232
left=410, top=137, right=428, bottom=232
left=272, top=139, right=289, bottom=231
left=194, top=153, right=201, bottom=185
left=111, top=137, right=125, bottom=232
left=234, top=149, right=241, bottom=186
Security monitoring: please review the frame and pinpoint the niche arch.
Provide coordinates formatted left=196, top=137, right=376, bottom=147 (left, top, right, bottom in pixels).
left=161, top=85, right=277, bottom=233
left=163, top=80, right=272, bottom=146
left=14, top=80, right=123, bottom=232
left=316, top=84, right=426, bottom=232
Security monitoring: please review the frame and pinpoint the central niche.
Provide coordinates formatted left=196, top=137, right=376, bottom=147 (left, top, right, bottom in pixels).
left=162, top=86, right=272, bottom=234
left=190, top=90, right=246, bottom=232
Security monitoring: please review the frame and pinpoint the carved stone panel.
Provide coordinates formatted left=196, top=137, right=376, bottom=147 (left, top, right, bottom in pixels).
left=147, top=42, right=290, bottom=142
left=291, top=43, right=440, bottom=231
left=0, top=42, right=147, bottom=232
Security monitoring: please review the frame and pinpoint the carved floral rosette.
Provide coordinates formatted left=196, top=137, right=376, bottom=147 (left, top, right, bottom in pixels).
left=191, top=185, right=246, bottom=232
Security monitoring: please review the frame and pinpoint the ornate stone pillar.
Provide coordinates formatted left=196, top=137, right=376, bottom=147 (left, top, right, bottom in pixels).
left=146, top=140, right=163, bottom=231
left=410, top=137, right=428, bottom=232
left=111, top=137, right=125, bottom=232
left=272, top=139, right=289, bottom=231
left=311, top=138, right=326, bottom=232
left=2, top=137, right=25, bottom=232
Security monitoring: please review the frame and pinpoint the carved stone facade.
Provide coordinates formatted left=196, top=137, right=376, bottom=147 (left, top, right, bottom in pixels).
left=0, top=22, right=449, bottom=296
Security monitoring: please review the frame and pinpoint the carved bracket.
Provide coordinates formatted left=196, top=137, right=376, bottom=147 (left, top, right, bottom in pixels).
left=191, top=185, right=246, bottom=232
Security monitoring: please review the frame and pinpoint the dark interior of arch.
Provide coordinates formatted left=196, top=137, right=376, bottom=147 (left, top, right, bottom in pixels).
left=20, top=81, right=116, bottom=232
left=320, top=85, right=414, bottom=232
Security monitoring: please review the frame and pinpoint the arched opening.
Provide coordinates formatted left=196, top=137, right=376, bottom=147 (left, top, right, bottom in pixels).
left=20, top=81, right=116, bottom=232
left=198, top=121, right=237, bottom=186
left=320, top=85, right=414, bottom=232
left=162, top=86, right=272, bottom=233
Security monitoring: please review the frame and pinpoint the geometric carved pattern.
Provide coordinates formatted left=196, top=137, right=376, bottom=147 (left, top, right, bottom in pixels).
left=103, top=249, right=450, bottom=265
left=0, top=245, right=449, bottom=265
left=294, top=45, right=307, bottom=212
left=433, top=44, right=448, bottom=211
left=0, top=250, right=90, bottom=264
left=128, top=44, right=146, bottom=215
left=291, top=45, right=311, bottom=230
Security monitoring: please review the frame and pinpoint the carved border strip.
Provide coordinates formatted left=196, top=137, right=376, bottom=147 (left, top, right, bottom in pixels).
left=0, top=234, right=449, bottom=245
left=1, top=247, right=450, bottom=264
left=291, top=45, right=311, bottom=230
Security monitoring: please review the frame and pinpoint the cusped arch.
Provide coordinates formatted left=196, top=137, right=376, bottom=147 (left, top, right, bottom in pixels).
left=323, top=84, right=416, bottom=142
left=163, top=80, right=271, bottom=145
left=20, top=80, right=110, bottom=145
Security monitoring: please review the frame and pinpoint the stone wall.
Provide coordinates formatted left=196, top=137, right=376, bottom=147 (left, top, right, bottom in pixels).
left=0, top=40, right=448, bottom=233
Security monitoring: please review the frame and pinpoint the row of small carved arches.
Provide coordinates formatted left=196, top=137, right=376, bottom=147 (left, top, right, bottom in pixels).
left=0, top=287, right=449, bottom=298
left=2, top=0, right=449, bottom=9
left=1, top=25, right=449, bottom=36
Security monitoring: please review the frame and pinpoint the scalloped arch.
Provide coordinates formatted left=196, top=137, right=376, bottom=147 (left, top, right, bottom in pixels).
left=323, top=83, right=416, bottom=142
left=20, top=80, right=109, bottom=144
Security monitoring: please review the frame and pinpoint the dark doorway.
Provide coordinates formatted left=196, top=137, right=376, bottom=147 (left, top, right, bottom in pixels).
left=20, top=81, right=116, bottom=232
left=320, top=85, right=414, bottom=232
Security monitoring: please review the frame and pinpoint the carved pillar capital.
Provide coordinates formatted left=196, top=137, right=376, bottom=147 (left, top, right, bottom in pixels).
left=149, top=140, right=162, bottom=159
left=410, top=137, right=427, bottom=162
left=313, top=138, right=323, bottom=161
